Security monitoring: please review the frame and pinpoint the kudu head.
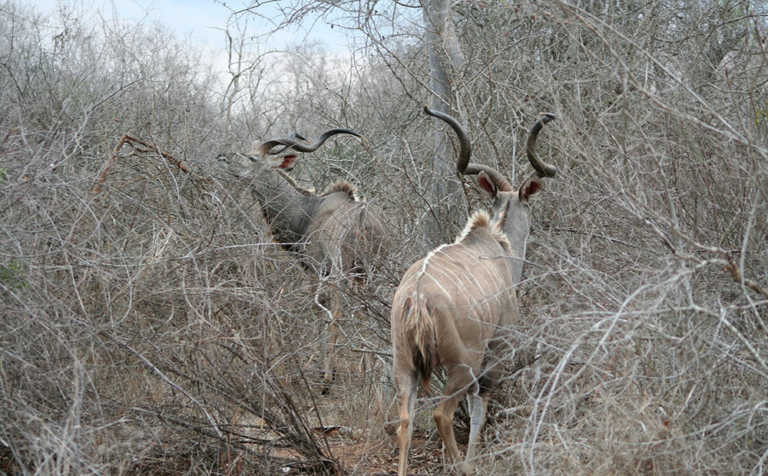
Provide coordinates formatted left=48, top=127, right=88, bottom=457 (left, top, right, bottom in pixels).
left=216, top=128, right=362, bottom=181
left=214, top=128, right=363, bottom=247
left=257, top=128, right=362, bottom=162
left=423, top=106, right=556, bottom=280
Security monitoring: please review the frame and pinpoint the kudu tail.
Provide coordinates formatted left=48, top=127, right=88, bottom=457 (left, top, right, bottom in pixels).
left=401, top=296, right=438, bottom=389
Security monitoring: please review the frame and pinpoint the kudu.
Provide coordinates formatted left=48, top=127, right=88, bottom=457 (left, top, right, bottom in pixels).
left=216, top=129, right=386, bottom=388
left=391, top=107, right=556, bottom=475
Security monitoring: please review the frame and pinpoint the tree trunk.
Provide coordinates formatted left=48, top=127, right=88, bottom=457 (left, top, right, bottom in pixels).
left=422, top=0, right=467, bottom=244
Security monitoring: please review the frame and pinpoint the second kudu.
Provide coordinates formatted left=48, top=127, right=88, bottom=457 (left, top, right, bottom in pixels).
left=391, top=107, right=557, bottom=475
left=216, top=129, right=386, bottom=389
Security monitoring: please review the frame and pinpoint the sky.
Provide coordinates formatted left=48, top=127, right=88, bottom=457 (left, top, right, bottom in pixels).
left=29, top=0, right=359, bottom=96
left=32, top=0, right=354, bottom=54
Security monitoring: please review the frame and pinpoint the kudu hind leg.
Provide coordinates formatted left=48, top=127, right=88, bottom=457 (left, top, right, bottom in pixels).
left=433, top=365, right=475, bottom=474
left=396, top=371, right=418, bottom=476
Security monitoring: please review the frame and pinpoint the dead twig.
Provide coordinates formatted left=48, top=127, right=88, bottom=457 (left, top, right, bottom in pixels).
left=91, top=135, right=190, bottom=194
left=725, top=261, right=768, bottom=300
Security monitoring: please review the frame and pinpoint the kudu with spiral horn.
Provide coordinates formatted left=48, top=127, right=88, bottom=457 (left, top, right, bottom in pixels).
left=391, top=107, right=557, bottom=476
left=216, top=128, right=387, bottom=390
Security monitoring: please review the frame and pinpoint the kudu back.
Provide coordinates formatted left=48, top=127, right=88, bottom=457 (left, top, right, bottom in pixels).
left=391, top=107, right=556, bottom=476
left=216, top=129, right=387, bottom=387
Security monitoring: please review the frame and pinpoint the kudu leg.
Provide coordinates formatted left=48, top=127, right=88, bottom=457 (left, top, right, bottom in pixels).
left=396, top=371, right=418, bottom=476
left=321, top=290, right=342, bottom=392
left=464, top=391, right=489, bottom=470
left=433, top=366, right=475, bottom=475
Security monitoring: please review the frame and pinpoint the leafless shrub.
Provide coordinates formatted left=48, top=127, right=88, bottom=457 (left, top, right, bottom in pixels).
left=2, top=0, right=767, bottom=474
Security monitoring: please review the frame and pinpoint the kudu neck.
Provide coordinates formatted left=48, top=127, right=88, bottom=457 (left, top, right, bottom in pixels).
left=495, top=201, right=531, bottom=285
left=250, top=171, right=320, bottom=248
left=504, top=227, right=529, bottom=285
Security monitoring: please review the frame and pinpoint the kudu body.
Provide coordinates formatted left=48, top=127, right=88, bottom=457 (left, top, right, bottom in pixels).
left=216, top=129, right=386, bottom=386
left=391, top=107, right=556, bottom=475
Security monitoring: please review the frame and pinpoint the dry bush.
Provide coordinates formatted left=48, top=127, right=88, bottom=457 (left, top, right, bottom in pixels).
left=1, top=127, right=396, bottom=473
left=431, top=1, right=768, bottom=474
left=2, top=0, right=767, bottom=475
left=0, top=3, right=381, bottom=473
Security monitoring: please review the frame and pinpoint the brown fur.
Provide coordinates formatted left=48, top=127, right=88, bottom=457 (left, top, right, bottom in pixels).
left=391, top=199, right=529, bottom=476
left=402, top=296, right=437, bottom=389
left=456, top=210, right=513, bottom=255
left=393, top=108, right=555, bottom=476
left=323, top=181, right=360, bottom=201
left=391, top=227, right=520, bottom=476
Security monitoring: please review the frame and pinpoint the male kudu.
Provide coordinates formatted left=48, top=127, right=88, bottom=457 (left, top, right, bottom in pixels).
left=216, top=129, right=387, bottom=389
left=391, top=107, right=556, bottom=475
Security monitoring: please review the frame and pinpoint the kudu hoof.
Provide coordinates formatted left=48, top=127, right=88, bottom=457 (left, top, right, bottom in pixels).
left=457, top=462, right=475, bottom=475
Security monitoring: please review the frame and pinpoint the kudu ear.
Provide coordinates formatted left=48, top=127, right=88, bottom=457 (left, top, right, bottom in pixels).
left=476, top=171, right=499, bottom=198
left=518, top=177, right=542, bottom=202
left=276, top=154, right=298, bottom=170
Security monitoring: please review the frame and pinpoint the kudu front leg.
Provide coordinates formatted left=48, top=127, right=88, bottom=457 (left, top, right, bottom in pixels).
left=464, top=390, right=489, bottom=473
left=321, top=288, right=342, bottom=393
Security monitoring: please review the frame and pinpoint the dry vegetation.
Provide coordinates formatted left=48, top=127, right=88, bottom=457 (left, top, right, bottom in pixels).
left=1, top=0, right=767, bottom=474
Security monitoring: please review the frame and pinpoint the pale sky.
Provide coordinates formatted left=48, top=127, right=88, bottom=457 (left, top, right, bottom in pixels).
left=32, top=0, right=353, bottom=54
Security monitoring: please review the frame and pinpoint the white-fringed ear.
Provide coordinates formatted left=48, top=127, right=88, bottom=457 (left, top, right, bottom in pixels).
left=518, top=178, right=542, bottom=202
left=476, top=171, right=498, bottom=198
